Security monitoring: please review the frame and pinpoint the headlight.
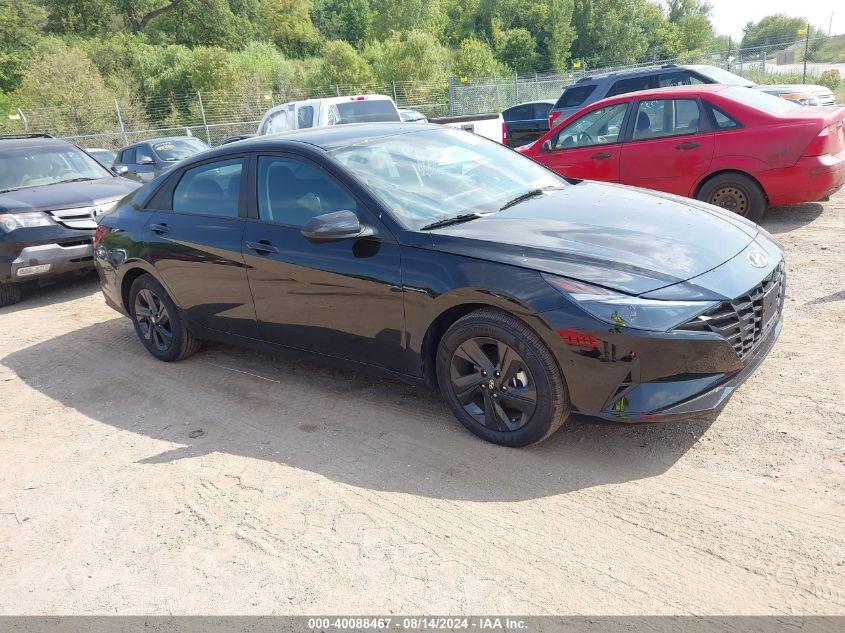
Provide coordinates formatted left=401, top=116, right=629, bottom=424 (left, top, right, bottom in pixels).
left=779, top=92, right=819, bottom=106
left=0, top=211, right=54, bottom=232
left=543, top=274, right=718, bottom=332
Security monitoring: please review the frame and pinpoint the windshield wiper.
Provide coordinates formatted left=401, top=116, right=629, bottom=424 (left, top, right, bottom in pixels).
left=50, top=177, right=99, bottom=185
left=499, top=188, right=551, bottom=211
left=420, top=213, right=487, bottom=231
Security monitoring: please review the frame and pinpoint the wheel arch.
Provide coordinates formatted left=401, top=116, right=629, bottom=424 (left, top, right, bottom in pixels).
left=693, top=168, right=769, bottom=203
left=118, top=261, right=161, bottom=314
left=419, top=298, right=564, bottom=388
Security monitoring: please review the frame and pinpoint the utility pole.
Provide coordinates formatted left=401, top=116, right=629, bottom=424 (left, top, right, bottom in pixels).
left=802, top=21, right=810, bottom=84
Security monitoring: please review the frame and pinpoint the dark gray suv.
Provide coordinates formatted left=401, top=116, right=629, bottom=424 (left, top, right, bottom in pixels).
left=547, top=63, right=835, bottom=129
left=114, top=136, right=209, bottom=183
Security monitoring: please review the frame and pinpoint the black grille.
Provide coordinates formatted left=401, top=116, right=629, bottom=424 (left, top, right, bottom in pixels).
left=677, top=262, right=785, bottom=359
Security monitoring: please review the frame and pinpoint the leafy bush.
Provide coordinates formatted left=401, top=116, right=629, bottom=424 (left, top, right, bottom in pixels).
left=817, top=70, right=842, bottom=92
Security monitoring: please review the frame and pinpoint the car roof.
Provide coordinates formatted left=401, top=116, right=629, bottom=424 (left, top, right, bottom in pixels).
left=262, top=95, right=396, bottom=116
left=122, top=136, right=199, bottom=149
left=231, top=122, right=427, bottom=152
left=508, top=100, right=556, bottom=107
left=0, top=136, right=75, bottom=150
left=592, top=84, right=728, bottom=106
left=574, top=64, right=688, bottom=83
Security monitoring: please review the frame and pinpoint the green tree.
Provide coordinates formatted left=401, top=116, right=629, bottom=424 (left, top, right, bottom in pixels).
left=496, top=28, right=538, bottom=73
left=364, top=30, right=449, bottom=83
left=741, top=14, right=811, bottom=49
left=312, top=0, right=373, bottom=45
left=43, top=0, right=113, bottom=34
left=142, top=0, right=255, bottom=48
left=452, top=37, right=508, bottom=79
left=314, top=40, right=374, bottom=88
left=370, top=0, right=445, bottom=41
left=259, top=0, right=321, bottom=57
left=16, top=39, right=124, bottom=134
left=545, top=0, right=575, bottom=70
left=0, top=0, right=47, bottom=93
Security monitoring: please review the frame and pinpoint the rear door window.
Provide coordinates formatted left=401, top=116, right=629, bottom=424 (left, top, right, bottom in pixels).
left=121, top=148, right=136, bottom=164
left=171, top=159, right=244, bottom=217
left=707, top=103, right=742, bottom=130
left=137, top=145, right=155, bottom=164
left=658, top=71, right=706, bottom=87
left=327, top=100, right=401, bottom=125
left=632, top=99, right=702, bottom=140
left=606, top=74, right=656, bottom=98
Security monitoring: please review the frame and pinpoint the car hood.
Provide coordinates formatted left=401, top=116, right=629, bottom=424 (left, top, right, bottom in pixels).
left=757, top=83, right=831, bottom=95
left=0, top=177, right=140, bottom=214
left=424, top=181, right=759, bottom=296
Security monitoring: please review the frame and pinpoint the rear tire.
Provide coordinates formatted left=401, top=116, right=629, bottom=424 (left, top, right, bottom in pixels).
left=436, top=307, right=570, bottom=446
left=128, top=274, right=200, bottom=362
left=697, top=173, right=766, bottom=223
left=0, top=282, right=22, bottom=308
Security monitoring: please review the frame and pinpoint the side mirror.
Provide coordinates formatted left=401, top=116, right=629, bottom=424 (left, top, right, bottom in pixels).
left=301, top=210, right=374, bottom=242
left=137, top=156, right=155, bottom=165
left=541, top=139, right=554, bottom=153
left=113, top=165, right=129, bottom=176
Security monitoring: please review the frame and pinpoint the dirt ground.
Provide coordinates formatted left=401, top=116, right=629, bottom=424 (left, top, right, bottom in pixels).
left=1, top=193, right=844, bottom=616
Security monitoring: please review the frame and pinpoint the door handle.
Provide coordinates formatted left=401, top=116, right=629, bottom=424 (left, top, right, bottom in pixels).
left=675, top=141, right=700, bottom=150
left=150, top=223, right=169, bottom=234
left=590, top=152, right=612, bottom=160
left=245, top=240, right=279, bottom=255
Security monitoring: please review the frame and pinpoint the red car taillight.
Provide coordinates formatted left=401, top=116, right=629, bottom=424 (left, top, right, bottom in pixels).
left=502, top=121, right=507, bottom=145
left=804, top=120, right=843, bottom=156
left=93, top=225, right=108, bottom=248
left=549, top=111, right=561, bottom=128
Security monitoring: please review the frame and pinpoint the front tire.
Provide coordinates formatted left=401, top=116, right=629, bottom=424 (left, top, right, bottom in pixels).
left=697, top=173, right=766, bottom=223
left=0, top=282, right=22, bottom=308
left=128, top=274, right=200, bottom=362
left=436, top=308, right=570, bottom=446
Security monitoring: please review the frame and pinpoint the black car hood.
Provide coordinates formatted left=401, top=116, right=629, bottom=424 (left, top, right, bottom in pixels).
left=0, top=177, right=139, bottom=213
left=425, top=181, right=759, bottom=296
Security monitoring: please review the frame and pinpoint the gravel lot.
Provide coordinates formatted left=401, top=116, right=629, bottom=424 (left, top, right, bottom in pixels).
left=1, top=193, right=843, bottom=615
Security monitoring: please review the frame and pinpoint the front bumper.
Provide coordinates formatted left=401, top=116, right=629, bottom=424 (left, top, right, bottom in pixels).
left=595, top=316, right=781, bottom=422
left=1, top=241, right=94, bottom=282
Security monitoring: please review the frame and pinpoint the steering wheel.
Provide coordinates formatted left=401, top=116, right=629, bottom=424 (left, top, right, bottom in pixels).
left=577, top=132, right=594, bottom=145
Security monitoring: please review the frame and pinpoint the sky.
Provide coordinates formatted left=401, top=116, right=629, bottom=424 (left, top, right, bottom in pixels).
left=706, top=0, right=843, bottom=41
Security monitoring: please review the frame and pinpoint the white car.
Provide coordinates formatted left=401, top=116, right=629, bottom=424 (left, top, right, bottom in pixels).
left=256, top=95, right=402, bottom=136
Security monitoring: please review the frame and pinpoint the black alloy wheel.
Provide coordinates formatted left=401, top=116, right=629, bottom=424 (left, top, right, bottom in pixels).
left=449, top=336, right=537, bottom=432
left=128, top=274, right=201, bottom=362
left=436, top=307, right=570, bottom=446
left=134, top=288, right=173, bottom=352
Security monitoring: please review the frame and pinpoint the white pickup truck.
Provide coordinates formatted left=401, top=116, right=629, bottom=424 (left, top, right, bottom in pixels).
left=432, top=113, right=507, bottom=145
left=256, top=94, right=505, bottom=144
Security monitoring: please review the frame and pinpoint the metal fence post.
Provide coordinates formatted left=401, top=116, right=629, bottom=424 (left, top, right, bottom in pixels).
left=336, top=84, right=341, bottom=97
left=197, top=91, right=211, bottom=145
left=514, top=71, right=519, bottom=105
left=448, top=76, right=456, bottom=116
left=392, top=80, right=398, bottom=104
left=16, top=108, right=28, bottom=132
left=114, top=99, right=128, bottom=145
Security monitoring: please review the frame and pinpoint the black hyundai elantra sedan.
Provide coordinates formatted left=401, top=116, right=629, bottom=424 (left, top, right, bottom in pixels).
left=93, top=123, right=784, bottom=446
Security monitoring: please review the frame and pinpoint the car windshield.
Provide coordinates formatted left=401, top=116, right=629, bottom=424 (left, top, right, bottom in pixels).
left=331, top=128, right=565, bottom=230
left=722, top=86, right=801, bottom=115
left=0, top=143, right=112, bottom=192
left=693, top=66, right=755, bottom=86
left=328, top=99, right=401, bottom=125
left=151, top=138, right=209, bottom=162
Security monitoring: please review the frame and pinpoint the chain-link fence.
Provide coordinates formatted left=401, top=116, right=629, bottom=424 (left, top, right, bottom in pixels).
left=4, top=36, right=842, bottom=150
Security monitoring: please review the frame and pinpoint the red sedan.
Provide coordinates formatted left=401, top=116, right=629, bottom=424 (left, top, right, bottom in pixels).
left=518, top=85, right=845, bottom=221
